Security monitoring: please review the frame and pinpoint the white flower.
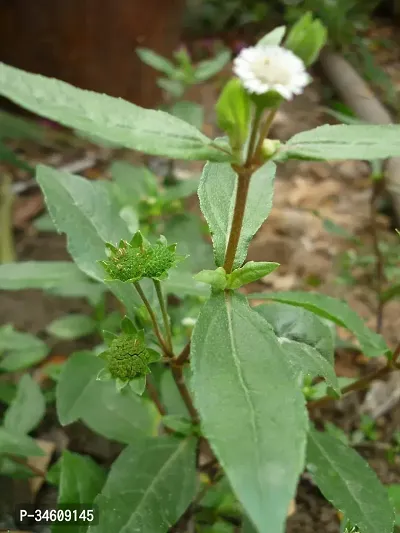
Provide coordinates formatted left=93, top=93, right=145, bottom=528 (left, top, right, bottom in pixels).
left=233, top=45, right=310, bottom=100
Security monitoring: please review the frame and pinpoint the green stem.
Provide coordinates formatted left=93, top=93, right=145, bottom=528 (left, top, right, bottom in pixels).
left=153, top=279, right=173, bottom=353
left=245, top=107, right=263, bottom=167
left=133, top=281, right=170, bottom=355
left=253, top=107, right=278, bottom=161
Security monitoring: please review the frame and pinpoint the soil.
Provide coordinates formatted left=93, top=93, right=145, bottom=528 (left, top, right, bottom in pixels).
left=1, top=20, right=400, bottom=533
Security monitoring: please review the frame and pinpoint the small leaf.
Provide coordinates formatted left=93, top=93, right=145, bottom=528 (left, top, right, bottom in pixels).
left=194, top=267, right=227, bottom=290
left=285, top=13, right=327, bottom=66
left=0, top=324, right=49, bottom=371
left=0, top=62, right=230, bottom=162
left=136, top=48, right=176, bottom=76
left=129, top=375, right=146, bottom=396
left=0, top=428, right=44, bottom=457
left=307, top=426, right=395, bottom=533
left=191, top=292, right=307, bottom=533
left=215, top=79, right=250, bottom=154
left=4, top=374, right=46, bottom=434
left=198, top=161, right=276, bottom=268
left=46, top=314, right=97, bottom=340
left=282, top=124, right=400, bottom=161
left=257, top=26, right=286, bottom=46
left=226, top=261, right=279, bottom=289
left=54, top=450, right=106, bottom=533
left=162, top=415, right=193, bottom=436
left=194, top=49, right=231, bottom=81
left=89, top=437, right=197, bottom=533
left=248, top=291, right=389, bottom=358
left=111, top=160, right=158, bottom=208
left=255, top=303, right=339, bottom=393
left=121, top=316, right=137, bottom=334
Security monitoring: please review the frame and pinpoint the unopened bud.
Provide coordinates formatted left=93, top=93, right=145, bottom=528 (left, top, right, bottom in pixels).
left=261, top=139, right=281, bottom=160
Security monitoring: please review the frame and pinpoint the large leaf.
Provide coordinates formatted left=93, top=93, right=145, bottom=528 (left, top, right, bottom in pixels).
left=0, top=62, right=229, bottom=161
left=282, top=124, right=400, bottom=161
left=36, top=165, right=147, bottom=316
left=255, top=303, right=339, bottom=393
left=170, top=101, right=204, bottom=130
left=191, top=292, right=307, bottom=533
left=110, top=161, right=158, bottom=209
left=198, top=161, right=275, bottom=268
left=249, top=291, right=388, bottom=358
left=4, top=374, right=45, bottom=434
left=0, top=261, right=88, bottom=290
left=56, top=352, right=158, bottom=442
left=307, top=427, right=395, bottom=533
left=53, top=450, right=106, bottom=533
left=0, top=428, right=44, bottom=457
left=89, top=436, right=197, bottom=533
left=0, top=324, right=49, bottom=371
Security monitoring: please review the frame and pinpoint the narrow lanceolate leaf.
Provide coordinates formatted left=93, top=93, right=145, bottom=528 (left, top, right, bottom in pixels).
left=226, top=261, right=279, bottom=289
left=89, top=437, right=197, bottom=533
left=307, top=427, right=395, bottom=533
left=191, top=292, right=307, bottom=533
left=0, top=261, right=88, bottom=290
left=248, top=291, right=389, bottom=358
left=4, top=374, right=45, bottom=434
left=257, top=26, right=286, bottom=46
left=46, top=314, right=97, bottom=340
left=0, top=324, right=49, bottom=371
left=54, top=451, right=106, bottom=533
left=198, top=161, right=275, bottom=268
left=36, top=165, right=147, bottom=316
left=255, top=303, right=339, bottom=393
left=281, top=124, right=400, bottom=161
left=0, top=62, right=230, bottom=161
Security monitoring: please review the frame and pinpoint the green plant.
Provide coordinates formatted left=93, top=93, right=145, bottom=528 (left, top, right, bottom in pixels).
left=0, top=16, right=400, bottom=533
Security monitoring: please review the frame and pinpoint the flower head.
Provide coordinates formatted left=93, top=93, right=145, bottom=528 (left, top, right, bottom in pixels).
left=233, top=45, right=310, bottom=99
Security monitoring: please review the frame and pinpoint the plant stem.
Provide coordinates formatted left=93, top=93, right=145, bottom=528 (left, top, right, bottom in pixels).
left=153, top=279, right=173, bottom=353
left=253, top=107, right=278, bottom=161
left=245, top=108, right=263, bottom=166
left=133, top=281, right=171, bottom=356
left=171, top=363, right=199, bottom=424
left=146, top=378, right=167, bottom=416
left=223, top=169, right=251, bottom=274
left=370, top=180, right=386, bottom=333
left=176, top=341, right=191, bottom=365
left=0, top=174, right=16, bottom=264
left=308, top=341, right=400, bottom=410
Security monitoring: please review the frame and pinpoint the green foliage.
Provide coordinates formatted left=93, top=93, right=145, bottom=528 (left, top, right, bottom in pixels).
left=46, top=314, right=97, bottom=340
left=0, top=428, right=44, bottom=456
left=3, top=374, right=45, bottom=434
left=285, top=12, right=327, bottom=66
left=90, top=437, right=197, bottom=533
left=191, top=292, right=307, bottom=533
left=0, top=324, right=49, bottom=371
left=257, top=26, right=286, bottom=46
left=0, top=261, right=89, bottom=290
left=307, top=426, right=395, bottom=533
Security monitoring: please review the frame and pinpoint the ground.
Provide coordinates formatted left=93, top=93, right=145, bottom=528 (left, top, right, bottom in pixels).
left=1, top=20, right=400, bottom=533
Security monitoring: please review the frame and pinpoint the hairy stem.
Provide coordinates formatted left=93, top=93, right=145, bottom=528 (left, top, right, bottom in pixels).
left=133, top=281, right=171, bottom=356
left=153, top=279, right=173, bottom=353
left=176, top=341, right=191, bottom=365
left=223, top=170, right=251, bottom=274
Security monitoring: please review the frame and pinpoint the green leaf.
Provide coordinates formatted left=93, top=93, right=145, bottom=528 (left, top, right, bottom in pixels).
left=157, top=78, right=185, bottom=99
left=381, top=283, right=400, bottom=304
left=163, top=269, right=210, bottom=298
left=46, top=314, right=97, bottom=340
left=194, top=49, right=231, bottom=82
left=56, top=352, right=158, bottom=442
left=388, top=485, right=400, bottom=526
left=0, top=261, right=89, bottom=290
left=307, top=427, right=395, bottom=533
left=36, top=165, right=147, bottom=317
left=282, top=125, right=400, bottom=161
left=89, top=437, right=197, bottom=533
left=226, top=261, right=279, bottom=289
left=160, top=368, right=190, bottom=417
left=257, top=26, right=286, bottom=46
left=136, top=48, right=176, bottom=76
left=0, top=141, right=34, bottom=172
left=0, top=109, right=45, bottom=141
left=285, top=13, right=327, bottom=66
left=170, top=101, right=204, bottom=130
left=248, top=291, right=388, bottom=358
left=162, top=178, right=200, bottom=203
left=215, top=79, right=250, bottom=154
left=191, top=292, right=307, bottom=533
left=111, top=160, right=158, bottom=209
left=255, top=303, right=339, bottom=393
left=33, top=212, right=57, bottom=232
left=0, top=427, right=44, bottom=457
left=198, top=161, right=276, bottom=268
left=0, top=381, right=17, bottom=405
left=0, top=324, right=49, bottom=371
left=194, top=267, right=227, bottom=290
left=4, top=374, right=45, bottom=434
left=0, top=62, right=230, bottom=162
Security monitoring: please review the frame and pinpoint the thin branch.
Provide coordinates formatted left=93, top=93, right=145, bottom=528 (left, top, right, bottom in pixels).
left=146, top=378, right=167, bottom=416
left=171, top=364, right=199, bottom=424
left=153, top=280, right=173, bottom=353
left=245, top=108, right=263, bottom=167
left=370, top=180, right=386, bottom=333
left=175, top=341, right=191, bottom=366
left=253, top=107, right=278, bottom=162
left=133, top=281, right=171, bottom=356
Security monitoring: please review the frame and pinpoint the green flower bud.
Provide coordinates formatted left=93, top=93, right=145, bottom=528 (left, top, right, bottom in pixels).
left=99, top=231, right=184, bottom=283
left=261, top=139, right=281, bottom=160
left=106, top=333, right=150, bottom=381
